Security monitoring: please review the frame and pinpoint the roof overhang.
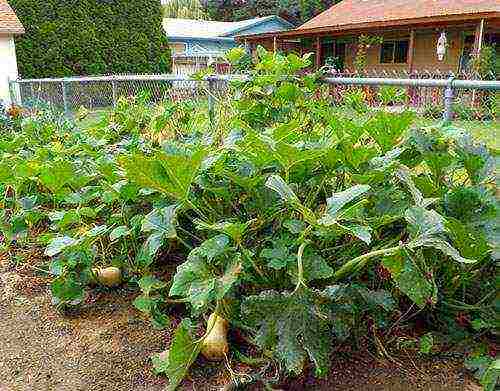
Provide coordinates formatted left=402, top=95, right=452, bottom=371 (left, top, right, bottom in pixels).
left=220, top=15, right=295, bottom=37
left=168, top=36, right=236, bottom=43
left=0, top=27, right=24, bottom=35
left=236, top=12, right=500, bottom=42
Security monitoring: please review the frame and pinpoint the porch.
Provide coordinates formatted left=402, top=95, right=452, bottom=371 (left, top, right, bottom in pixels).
left=239, top=18, right=499, bottom=77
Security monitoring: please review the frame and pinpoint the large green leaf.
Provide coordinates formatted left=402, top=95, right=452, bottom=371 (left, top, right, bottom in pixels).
left=445, top=218, right=489, bottom=260
left=45, top=236, right=78, bottom=257
left=409, top=237, right=476, bottom=264
left=142, top=205, right=178, bottom=238
left=39, top=160, right=75, bottom=193
left=137, top=205, right=178, bottom=263
left=319, top=185, right=371, bottom=225
left=287, top=251, right=334, bottom=283
left=242, top=286, right=334, bottom=377
left=382, top=252, right=435, bottom=308
left=265, top=174, right=316, bottom=224
left=405, top=206, right=446, bottom=239
left=195, top=220, right=251, bottom=245
left=169, top=242, right=242, bottom=310
left=265, top=174, right=300, bottom=204
left=120, top=148, right=206, bottom=200
left=405, top=207, right=475, bottom=263
left=154, top=319, right=203, bottom=391
left=365, top=111, right=414, bottom=153
left=0, top=161, right=14, bottom=184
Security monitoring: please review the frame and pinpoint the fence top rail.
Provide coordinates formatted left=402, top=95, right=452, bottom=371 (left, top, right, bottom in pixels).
left=13, top=74, right=201, bottom=83
left=322, top=77, right=500, bottom=90
left=12, top=74, right=500, bottom=90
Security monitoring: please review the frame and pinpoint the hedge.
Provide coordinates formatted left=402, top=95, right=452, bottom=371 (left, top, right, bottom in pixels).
left=10, top=0, right=171, bottom=78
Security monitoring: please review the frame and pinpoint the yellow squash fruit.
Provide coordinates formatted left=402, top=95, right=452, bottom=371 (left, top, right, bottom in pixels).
left=201, top=312, right=229, bottom=361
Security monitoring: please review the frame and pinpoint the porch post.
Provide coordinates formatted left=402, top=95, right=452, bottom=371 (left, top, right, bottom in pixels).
left=408, top=29, right=416, bottom=74
left=273, top=36, right=278, bottom=53
left=473, top=19, right=485, bottom=56
left=315, top=36, right=321, bottom=69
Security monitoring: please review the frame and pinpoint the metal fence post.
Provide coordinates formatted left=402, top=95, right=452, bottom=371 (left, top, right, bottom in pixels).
left=443, top=75, right=455, bottom=123
left=112, top=77, right=118, bottom=107
left=207, top=77, right=215, bottom=122
left=61, top=80, right=70, bottom=115
left=7, top=77, right=16, bottom=106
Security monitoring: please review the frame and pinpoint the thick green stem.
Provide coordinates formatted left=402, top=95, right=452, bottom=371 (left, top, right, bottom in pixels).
left=293, top=242, right=308, bottom=292
left=332, top=245, right=403, bottom=282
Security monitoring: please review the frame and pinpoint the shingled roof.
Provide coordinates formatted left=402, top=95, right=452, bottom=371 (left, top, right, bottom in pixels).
left=299, top=0, right=500, bottom=31
left=0, top=0, right=24, bottom=34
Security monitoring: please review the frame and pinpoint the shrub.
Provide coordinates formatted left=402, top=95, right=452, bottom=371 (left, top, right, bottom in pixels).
left=10, top=0, right=171, bottom=78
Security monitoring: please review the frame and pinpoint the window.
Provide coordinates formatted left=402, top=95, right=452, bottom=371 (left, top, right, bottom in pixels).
left=380, top=40, right=409, bottom=64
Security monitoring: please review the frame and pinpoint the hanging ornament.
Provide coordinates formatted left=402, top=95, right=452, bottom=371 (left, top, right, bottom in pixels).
left=437, top=31, right=447, bottom=61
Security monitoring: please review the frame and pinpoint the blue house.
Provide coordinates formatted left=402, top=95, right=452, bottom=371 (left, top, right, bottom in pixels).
left=163, top=16, right=294, bottom=74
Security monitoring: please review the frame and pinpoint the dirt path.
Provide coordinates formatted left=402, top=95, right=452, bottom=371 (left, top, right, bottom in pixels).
left=0, top=253, right=482, bottom=391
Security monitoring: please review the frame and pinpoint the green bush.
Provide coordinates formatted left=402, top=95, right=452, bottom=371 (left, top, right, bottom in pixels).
left=10, top=0, right=171, bottom=78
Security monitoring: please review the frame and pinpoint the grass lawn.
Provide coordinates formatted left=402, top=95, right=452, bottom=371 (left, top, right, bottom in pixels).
left=416, top=118, right=500, bottom=150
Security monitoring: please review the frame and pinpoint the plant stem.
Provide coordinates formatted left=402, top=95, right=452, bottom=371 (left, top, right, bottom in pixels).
left=293, top=242, right=307, bottom=293
left=331, top=245, right=403, bottom=282
left=184, top=198, right=208, bottom=220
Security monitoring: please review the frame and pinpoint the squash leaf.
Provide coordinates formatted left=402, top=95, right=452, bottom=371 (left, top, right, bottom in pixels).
left=242, top=286, right=334, bottom=377
left=160, top=319, right=203, bottom=391
left=382, top=252, right=435, bottom=308
left=119, top=148, right=206, bottom=200
left=169, top=238, right=242, bottom=310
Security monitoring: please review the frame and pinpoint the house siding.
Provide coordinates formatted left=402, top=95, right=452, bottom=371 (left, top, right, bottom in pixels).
left=341, top=29, right=464, bottom=74
left=0, top=34, right=19, bottom=105
left=168, top=18, right=292, bottom=58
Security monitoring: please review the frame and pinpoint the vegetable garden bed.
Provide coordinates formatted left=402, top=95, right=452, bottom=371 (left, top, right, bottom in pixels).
left=0, top=49, right=498, bottom=390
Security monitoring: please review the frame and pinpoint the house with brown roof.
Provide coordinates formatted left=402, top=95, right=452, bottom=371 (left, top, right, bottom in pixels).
left=0, top=0, right=24, bottom=106
left=237, top=0, right=499, bottom=76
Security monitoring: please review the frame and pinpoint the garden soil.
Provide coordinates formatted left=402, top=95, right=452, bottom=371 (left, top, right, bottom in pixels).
left=0, top=253, right=482, bottom=391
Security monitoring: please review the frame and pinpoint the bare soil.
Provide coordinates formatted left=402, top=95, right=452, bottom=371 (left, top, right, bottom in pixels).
left=0, top=252, right=482, bottom=391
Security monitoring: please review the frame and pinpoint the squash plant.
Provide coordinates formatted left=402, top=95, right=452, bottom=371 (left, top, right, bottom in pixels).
left=0, top=48, right=496, bottom=389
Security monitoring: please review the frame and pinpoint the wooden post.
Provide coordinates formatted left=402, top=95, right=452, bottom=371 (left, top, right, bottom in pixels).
left=408, top=29, right=416, bottom=74
left=315, top=36, right=321, bottom=69
left=474, top=19, right=485, bottom=56
left=273, top=36, right=278, bottom=53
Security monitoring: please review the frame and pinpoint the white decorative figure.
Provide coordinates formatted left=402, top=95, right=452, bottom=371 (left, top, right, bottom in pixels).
left=437, top=31, right=447, bottom=61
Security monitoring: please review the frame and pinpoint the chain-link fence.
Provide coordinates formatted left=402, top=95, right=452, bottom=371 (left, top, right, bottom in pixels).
left=9, top=75, right=230, bottom=115
left=8, top=73, right=499, bottom=146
